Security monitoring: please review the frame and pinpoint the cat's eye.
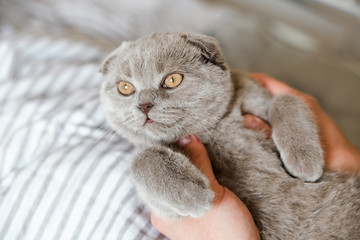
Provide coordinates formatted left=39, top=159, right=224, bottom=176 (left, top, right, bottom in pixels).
left=162, top=73, right=183, bottom=89
left=118, top=81, right=135, bottom=95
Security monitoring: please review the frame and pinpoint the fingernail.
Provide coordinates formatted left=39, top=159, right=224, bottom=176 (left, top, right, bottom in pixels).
left=178, top=134, right=199, bottom=147
left=178, top=135, right=192, bottom=147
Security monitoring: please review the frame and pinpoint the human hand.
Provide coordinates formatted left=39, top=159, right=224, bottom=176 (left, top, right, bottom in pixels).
left=245, top=73, right=360, bottom=173
left=150, top=135, right=260, bottom=240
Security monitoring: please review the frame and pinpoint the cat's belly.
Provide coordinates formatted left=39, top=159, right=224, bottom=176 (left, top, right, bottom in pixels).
left=205, top=126, right=360, bottom=239
left=206, top=125, right=287, bottom=199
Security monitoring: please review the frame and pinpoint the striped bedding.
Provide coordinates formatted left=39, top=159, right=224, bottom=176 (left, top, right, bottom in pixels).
left=0, top=0, right=239, bottom=239
left=0, top=30, right=164, bottom=240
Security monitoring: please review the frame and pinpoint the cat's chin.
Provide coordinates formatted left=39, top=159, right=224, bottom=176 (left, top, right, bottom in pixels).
left=144, top=121, right=168, bottom=136
left=141, top=123, right=179, bottom=144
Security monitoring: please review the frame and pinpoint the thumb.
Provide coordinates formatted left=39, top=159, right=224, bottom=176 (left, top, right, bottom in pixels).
left=250, top=73, right=297, bottom=96
left=243, top=114, right=272, bottom=138
left=177, top=135, right=224, bottom=203
left=178, top=135, right=211, bottom=173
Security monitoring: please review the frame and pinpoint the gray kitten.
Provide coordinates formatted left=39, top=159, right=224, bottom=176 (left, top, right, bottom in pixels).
left=100, top=32, right=360, bottom=239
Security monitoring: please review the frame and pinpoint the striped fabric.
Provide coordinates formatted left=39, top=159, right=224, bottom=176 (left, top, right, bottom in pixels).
left=0, top=33, right=166, bottom=240
left=0, top=0, right=239, bottom=239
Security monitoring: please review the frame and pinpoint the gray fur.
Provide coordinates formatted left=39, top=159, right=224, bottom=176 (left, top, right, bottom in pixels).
left=100, top=32, right=360, bottom=239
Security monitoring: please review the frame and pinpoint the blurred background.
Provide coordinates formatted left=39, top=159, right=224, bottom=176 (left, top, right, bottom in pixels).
left=1, top=0, right=359, bottom=147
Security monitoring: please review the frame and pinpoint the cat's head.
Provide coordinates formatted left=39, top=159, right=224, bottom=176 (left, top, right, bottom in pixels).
left=100, top=32, right=233, bottom=144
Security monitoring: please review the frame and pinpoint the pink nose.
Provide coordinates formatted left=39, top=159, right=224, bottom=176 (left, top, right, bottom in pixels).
left=138, top=102, right=153, bottom=114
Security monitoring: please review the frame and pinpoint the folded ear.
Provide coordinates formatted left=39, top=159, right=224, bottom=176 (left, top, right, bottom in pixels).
left=100, top=42, right=127, bottom=75
left=181, top=33, right=228, bottom=71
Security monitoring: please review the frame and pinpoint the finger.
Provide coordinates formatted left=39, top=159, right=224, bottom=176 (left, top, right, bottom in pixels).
left=243, top=114, right=272, bottom=138
left=178, top=135, right=225, bottom=202
left=249, top=73, right=321, bottom=118
left=178, top=135, right=212, bottom=174
left=249, top=73, right=300, bottom=96
left=250, top=73, right=317, bottom=117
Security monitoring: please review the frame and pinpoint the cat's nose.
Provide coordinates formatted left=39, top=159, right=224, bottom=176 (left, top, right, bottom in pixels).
left=138, top=102, right=153, bottom=114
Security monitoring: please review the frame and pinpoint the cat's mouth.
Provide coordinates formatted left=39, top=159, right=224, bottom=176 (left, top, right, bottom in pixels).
left=145, top=117, right=154, bottom=124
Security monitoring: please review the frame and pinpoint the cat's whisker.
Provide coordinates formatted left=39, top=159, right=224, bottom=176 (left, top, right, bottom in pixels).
left=122, top=114, right=137, bottom=123
left=92, top=128, right=117, bottom=145
left=105, top=130, right=118, bottom=145
left=96, top=123, right=111, bottom=131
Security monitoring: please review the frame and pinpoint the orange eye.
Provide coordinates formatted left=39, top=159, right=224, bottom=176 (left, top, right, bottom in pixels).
left=118, top=81, right=135, bottom=95
left=163, top=73, right=183, bottom=89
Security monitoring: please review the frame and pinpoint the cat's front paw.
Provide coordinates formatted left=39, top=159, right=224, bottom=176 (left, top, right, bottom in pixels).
left=280, top=147, right=323, bottom=182
left=164, top=178, right=214, bottom=218
left=270, top=95, right=324, bottom=182
left=132, top=146, right=214, bottom=218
